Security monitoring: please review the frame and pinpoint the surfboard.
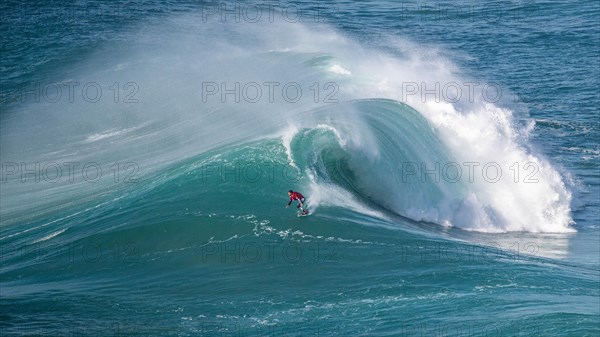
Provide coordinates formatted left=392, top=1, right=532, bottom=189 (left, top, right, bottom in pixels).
left=297, top=210, right=310, bottom=217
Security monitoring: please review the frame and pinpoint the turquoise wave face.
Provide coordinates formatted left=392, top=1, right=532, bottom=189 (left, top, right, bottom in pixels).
left=294, top=100, right=459, bottom=216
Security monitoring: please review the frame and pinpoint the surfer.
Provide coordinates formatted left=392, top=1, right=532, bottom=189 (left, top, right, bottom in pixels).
left=286, top=190, right=308, bottom=214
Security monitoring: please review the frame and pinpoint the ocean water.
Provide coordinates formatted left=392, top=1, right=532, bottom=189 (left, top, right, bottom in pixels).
left=1, top=0, right=598, bottom=336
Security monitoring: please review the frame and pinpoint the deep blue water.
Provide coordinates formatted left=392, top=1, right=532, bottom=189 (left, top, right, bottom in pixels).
left=1, top=1, right=599, bottom=336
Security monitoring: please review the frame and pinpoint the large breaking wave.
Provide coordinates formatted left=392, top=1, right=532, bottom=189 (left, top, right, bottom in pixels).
left=1, top=13, right=573, bottom=233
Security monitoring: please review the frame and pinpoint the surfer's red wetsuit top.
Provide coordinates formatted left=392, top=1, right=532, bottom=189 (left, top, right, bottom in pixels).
left=289, top=191, right=304, bottom=201
left=287, top=191, right=305, bottom=207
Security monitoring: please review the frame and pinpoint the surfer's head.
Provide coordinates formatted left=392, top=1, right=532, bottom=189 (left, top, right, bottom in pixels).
left=288, top=190, right=293, bottom=196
